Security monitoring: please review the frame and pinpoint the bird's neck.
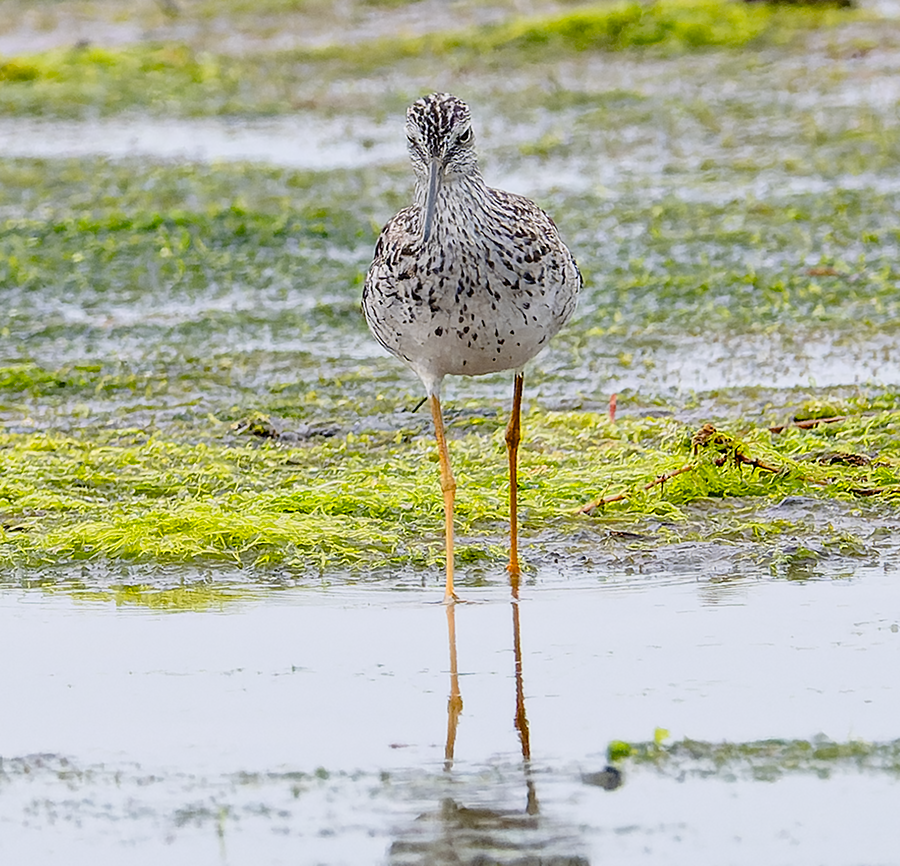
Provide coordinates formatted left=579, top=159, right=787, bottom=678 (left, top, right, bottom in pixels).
left=415, top=172, right=487, bottom=242
left=415, top=171, right=487, bottom=208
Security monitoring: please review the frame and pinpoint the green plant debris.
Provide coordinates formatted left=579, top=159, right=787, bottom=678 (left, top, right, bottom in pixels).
left=606, top=735, right=900, bottom=780
left=0, top=44, right=246, bottom=117
left=607, top=740, right=633, bottom=762
left=579, top=412, right=900, bottom=513
left=0, top=41, right=330, bottom=118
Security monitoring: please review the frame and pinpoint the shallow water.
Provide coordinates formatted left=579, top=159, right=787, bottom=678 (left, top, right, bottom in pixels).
left=1, top=565, right=898, bottom=864
left=0, top=116, right=399, bottom=171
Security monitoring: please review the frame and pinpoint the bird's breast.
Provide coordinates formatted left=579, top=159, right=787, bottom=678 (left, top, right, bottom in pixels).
left=363, top=183, right=580, bottom=382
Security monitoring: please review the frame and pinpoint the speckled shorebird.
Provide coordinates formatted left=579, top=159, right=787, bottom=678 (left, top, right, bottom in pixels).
left=363, top=92, right=581, bottom=602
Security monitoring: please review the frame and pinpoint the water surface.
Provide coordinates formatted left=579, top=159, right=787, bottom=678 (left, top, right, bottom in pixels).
left=2, top=566, right=897, bottom=864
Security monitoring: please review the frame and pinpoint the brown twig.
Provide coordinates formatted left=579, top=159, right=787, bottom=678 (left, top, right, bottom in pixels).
left=733, top=453, right=782, bottom=473
left=848, top=484, right=900, bottom=496
left=769, top=414, right=849, bottom=433
left=580, top=463, right=696, bottom=513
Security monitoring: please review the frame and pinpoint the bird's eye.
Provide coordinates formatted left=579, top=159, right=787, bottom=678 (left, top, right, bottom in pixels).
left=458, top=127, right=473, bottom=144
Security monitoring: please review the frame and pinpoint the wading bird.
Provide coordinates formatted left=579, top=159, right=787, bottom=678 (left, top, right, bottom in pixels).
left=363, top=93, right=581, bottom=602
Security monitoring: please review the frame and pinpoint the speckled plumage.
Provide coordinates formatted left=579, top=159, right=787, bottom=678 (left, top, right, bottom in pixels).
left=361, top=92, right=581, bottom=600
left=363, top=92, right=581, bottom=395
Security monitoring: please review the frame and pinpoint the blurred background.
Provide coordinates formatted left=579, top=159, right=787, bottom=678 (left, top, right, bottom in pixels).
left=2, top=3, right=900, bottom=865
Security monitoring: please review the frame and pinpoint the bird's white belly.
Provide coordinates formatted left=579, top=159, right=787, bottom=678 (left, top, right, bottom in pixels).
left=397, top=290, right=560, bottom=379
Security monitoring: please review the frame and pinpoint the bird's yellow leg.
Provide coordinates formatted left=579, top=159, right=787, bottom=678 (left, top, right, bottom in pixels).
left=429, top=394, right=458, bottom=603
left=506, top=373, right=524, bottom=578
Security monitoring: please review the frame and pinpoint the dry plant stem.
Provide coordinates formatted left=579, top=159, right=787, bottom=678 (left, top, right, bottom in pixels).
left=769, top=415, right=848, bottom=433
left=732, top=455, right=782, bottom=474
left=580, top=462, right=697, bottom=513
left=580, top=446, right=795, bottom=514
left=506, top=372, right=524, bottom=577
left=849, top=484, right=900, bottom=496
left=429, top=394, right=458, bottom=602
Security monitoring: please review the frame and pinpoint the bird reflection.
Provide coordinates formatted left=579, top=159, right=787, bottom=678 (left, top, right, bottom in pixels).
left=390, top=576, right=587, bottom=865
left=441, top=576, right=533, bottom=786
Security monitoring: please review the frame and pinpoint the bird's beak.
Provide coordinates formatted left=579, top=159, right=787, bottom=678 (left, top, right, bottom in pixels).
left=422, top=156, right=442, bottom=244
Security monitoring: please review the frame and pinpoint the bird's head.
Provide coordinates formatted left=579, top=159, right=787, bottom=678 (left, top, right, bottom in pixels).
left=406, top=93, right=479, bottom=241
left=406, top=92, right=478, bottom=177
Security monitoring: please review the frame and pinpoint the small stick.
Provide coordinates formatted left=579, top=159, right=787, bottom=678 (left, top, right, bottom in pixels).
left=848, top=485, right=900, bottom=496
left=733, top=453, right=781, bottom=474
left=769, top=415, right=848, bottom=434
left=580, top=463, right=696, bottom=513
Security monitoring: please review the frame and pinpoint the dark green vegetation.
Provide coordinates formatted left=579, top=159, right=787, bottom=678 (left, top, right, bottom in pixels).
left=1, top=1, right=900, bottom=588
left=607, top=734, right=900, bottom=780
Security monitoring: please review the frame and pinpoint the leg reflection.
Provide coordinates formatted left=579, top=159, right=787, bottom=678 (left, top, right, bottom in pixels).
left=510, top=572, right=539, bottom=816
left=444, top=603, right=463, bottom=773
left=390, top=587, right=589, bottom=865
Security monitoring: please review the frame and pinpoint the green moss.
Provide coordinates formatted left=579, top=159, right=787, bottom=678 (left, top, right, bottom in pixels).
left=608, top=735, right=900, bottom=779
left=0, top=59, right=41, bottom=83
left=607, top=740, right=633, bottom=762
left=460, top=0, right=846, bottom=52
